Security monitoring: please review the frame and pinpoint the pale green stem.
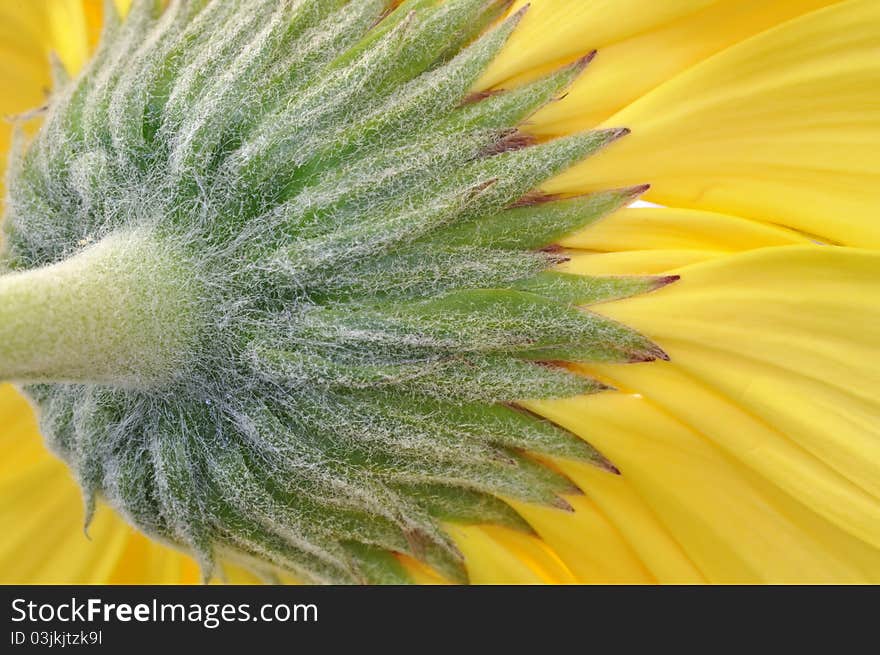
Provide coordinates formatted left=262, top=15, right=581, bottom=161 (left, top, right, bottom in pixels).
left=0, top=230, right=199, bottom=387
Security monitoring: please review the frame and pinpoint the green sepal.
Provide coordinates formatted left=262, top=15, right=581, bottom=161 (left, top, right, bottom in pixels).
left=457, top=129, right=631, bottom=220
left=341, top=542, right=414, bottom=585
left=425, top=186, right=647, bottom=250
left=309, top=288, right=666, bottom=363
left=298, top=2, right=524, bottom=176
left=231, top=426, right=466, bottom=584
left=286, top=392, right=579, bottom=509
left=442, top=401, right=615, bottom=467
left=210, top=497, right=361, bottom=584
left=111, top=439, right=171, bottom=541
left=358, top=391, right=613, bottom=467
left=27, top=384, right=77, bottom=461
left=370, top=0, right=521, bottom=95
left=48, top=52, right=70, bottom=92
left=328, top=0, right=433, bottom=71
left=394, top=483, right=536, bottom=535
left=449, top=51, right=594, bottom=131
left=79, top=0, right=162, bottom=151
left=313, top=247, right=554, bottom=302
left=4, top=0, right=674, bottom=585
left=512, top=271, right=680, bottom=306
left=151, top=411, right=216, bottom=577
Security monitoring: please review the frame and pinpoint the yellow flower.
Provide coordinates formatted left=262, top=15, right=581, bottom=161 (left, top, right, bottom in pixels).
left=1, top=0, right=878, bottom=583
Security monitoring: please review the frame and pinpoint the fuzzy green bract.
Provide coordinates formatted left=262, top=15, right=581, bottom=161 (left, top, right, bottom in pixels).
left=2, top=0, right=671, bottom=583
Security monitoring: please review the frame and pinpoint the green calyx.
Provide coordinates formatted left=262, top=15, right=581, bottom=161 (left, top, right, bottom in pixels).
left=1, top=0, right=672, bottom=584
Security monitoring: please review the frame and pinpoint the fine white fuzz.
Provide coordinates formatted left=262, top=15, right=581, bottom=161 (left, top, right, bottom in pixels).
left=2, top=0, right=670, bottom=583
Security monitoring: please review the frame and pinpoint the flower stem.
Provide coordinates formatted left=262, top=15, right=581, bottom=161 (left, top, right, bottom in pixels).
left=0, top=230, right=199, bottom=387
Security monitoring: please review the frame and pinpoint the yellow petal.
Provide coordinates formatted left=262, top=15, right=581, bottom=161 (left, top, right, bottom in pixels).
left=576, top=246, right=880, bottom=554
left=397, top=554, right=451, bottom=585
left=0, top=384, right=197, bottom=583
left=105, top=530, right=202, bottom=584
left=544, top=0, right=880, bottom=247
left=3, top=0, right=877, bottom=586
left=665, top=344, right=880, bottom=500
left=46, top=0, right=90, bottom=75
left=530, top=392, right=880, bottom=583
left=0, top=0, right=89, bottom=99
left=82, top=0, right=107, bottom=50
left=561, top=249, right=725, bottom=276
left=113, top=0, right=133, bottom=18
left=0, top=0, right=89, bottom=202
left=478, top=0, right=716, bottom=88
left=550, top=462, right=706, bottom=583
left=599, top=246, right=879, bottom=419
left=588, top=363, right=880, bottom=573
left=531, top=0, right=839, bottom=132
left=560, top=206, right=811, bottom=253
left=447, top=523, right=577, bottom=584
left=510, top=495, right=658, bottom=583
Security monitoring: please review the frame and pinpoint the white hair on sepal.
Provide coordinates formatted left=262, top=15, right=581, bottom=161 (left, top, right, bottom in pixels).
left=3, top=0, right=667, bottom=583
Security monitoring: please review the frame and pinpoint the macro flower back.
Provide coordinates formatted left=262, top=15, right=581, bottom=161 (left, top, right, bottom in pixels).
left=1, top=0, right=675, bottom=583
